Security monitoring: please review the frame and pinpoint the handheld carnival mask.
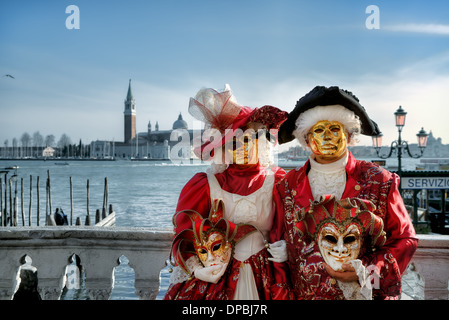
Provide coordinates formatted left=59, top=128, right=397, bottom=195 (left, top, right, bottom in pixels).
left=196, top=231, right=231, bottom=268
left=308, top=120, right=347, bottom=159
left=295, top=195, right=386, bottom=271
left=169, top=199, right=266, bottom=278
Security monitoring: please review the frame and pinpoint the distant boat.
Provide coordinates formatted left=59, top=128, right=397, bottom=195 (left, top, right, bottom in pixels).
left=54, top=162, right=69, bottom=166
left=416, top=158, right=449, bottom=171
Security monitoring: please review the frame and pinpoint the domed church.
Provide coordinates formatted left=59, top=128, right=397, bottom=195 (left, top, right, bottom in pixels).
left=90, top=80, right=197, bottom=160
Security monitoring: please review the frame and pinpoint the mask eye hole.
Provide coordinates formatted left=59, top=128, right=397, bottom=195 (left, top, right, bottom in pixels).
left=199, top=248, right=207, bottom=254
left=324, top=235, right=338, bottom=244
left=314, top=128, right=324, bottom=134
left=344, top=235, right=356, bottom=244
left=212, top=243, right=222, bottom=252
left=330, top=127, right=340, bottom=133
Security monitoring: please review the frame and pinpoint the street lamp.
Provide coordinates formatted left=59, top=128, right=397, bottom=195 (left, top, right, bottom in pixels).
left=372, top=106, right=428, bottom=177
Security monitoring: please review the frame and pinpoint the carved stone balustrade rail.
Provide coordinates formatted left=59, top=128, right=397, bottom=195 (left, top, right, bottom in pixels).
left=0, top=226, right=172, bottom=300
left=411, top=234, right=449, bottom=300
left=0, top=227, right=448, bottom=300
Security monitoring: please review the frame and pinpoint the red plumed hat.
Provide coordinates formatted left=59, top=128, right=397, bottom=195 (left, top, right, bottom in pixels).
left=189, top=85, right=288, bottom=160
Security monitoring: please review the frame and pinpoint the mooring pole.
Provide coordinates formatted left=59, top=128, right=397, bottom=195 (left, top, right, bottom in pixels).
left=70, top=176, right=73, bottom=226
left=28, top=175, right=32, bottom=226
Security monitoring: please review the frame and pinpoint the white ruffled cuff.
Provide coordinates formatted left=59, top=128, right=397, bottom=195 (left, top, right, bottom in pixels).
left=169, top=256, right=203, bottom=285
left=337, top=259, right=372, bottom=300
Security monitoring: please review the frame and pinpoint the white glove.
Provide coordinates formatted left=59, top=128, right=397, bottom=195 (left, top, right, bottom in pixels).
left=267, top=240, right=288, bottom=263
left=194, top=263, right=228, bottom=284
left=337, top=259, right=372, bottom=300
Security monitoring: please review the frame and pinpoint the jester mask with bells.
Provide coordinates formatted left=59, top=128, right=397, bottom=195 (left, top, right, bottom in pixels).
left=169, top=199, right=265, bottom=278
left=295, top=195, right=387, bottom=272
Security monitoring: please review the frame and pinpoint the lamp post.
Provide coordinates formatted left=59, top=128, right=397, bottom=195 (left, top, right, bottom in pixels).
left=372, top=106, right=429, bottom=177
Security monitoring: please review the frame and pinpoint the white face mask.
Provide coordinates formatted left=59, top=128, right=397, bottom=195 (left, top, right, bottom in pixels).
left=317, top=222, right=361, bottom=271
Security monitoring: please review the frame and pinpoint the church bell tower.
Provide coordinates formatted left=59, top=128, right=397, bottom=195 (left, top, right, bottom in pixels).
left=124, top=79, right=136, bottom=143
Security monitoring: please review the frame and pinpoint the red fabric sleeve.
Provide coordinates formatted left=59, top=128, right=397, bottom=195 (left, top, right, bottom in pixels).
left=174, top=172, right=211, bottom=235
left=363, top=173, right=418, bottom=299
left=269, top=172, right=295, bottom=300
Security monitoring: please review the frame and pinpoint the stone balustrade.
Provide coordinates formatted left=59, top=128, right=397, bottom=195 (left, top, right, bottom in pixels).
left=0, top=227, right=448, bottom=300
left=0, top=226, right=173, bottom=300
left=411, top=234, right=449, bottom=300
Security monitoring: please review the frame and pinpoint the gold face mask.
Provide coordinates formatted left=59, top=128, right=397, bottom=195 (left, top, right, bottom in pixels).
left=232, top=134, right=258, bottom=165
left=223, top=129, right=259, bottom=165
left=195, top=231, right=232, bottom=268
left=308, top=120, right=347, bottom=159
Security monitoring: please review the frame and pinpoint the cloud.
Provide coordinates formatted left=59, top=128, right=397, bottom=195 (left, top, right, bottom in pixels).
left=384, top=23, right=449, bottom=36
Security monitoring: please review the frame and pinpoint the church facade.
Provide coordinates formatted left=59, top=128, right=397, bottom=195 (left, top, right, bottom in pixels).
left=90, top=80, right=196, bottom=160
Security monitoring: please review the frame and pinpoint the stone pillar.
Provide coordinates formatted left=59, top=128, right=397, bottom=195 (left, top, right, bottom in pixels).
left=80, top=249, right=117, bottom=300
left=412, top=234, right=449, bottom=300
left=32, top=250, right=69, bottom=300
left=0, top=251, right=23, bottom=300
left=127, top=249, right=167, bottom=300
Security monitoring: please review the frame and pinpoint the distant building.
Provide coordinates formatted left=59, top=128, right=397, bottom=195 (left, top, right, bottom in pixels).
left=42, top=146, right=55, bottom=157
left=90, top=80, right=197, bottom=160
left=422, top=131, right=449, bottom=158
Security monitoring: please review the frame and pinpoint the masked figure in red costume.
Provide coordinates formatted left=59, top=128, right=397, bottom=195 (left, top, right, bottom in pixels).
left=274, top=86, right=418, bottom=300
left=164, top=85, right=292, bottom=300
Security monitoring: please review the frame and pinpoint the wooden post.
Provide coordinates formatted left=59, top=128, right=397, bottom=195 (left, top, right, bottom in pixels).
left=21, top=178, right=24, bottom=226
left=102, top=177, right=108, bottom=219
left=13, top=178, right=17, bottom=227
left=45, top=176, right=48, bottom=224
left=9, top=179, right=12, bottom=226
left=28, top=175, right=32, bottom=226
left=3, top=174, right=7, bottom=226
left=86, top=179, right=90, bottom=217
left=70, top=177, right=73, bottom=226
left=37, top=176, right=40, bottom=226
left=47, top=170, right=52, bottom=219
left=96, top=209, right=101, bottom=224
left=0, top=177, right=3, bottom=227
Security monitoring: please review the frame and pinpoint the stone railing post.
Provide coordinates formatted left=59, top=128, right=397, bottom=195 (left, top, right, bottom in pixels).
left=0, top=227, right=173, bottom=300
left=32, top=249, right=68, bottom=300
left=126, top=240, right=172, bottom=300
left=412, top=234, right=449, bottom=300
left=79, top=249, right=117, bottom=300
left=0, top=249, right=21, bottom=300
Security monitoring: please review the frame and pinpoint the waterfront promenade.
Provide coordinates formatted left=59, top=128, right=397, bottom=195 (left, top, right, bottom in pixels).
left=0, top=226, right=448, bottom=300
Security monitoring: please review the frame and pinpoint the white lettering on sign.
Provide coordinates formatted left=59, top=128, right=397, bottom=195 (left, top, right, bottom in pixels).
left=402, top=177, right=449, bottom=189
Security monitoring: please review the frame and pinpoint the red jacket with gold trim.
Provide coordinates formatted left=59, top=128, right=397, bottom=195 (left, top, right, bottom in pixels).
left=271, top=151, right=418, bottom=300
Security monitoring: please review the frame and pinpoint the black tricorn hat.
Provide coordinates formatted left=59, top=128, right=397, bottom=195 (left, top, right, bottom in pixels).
left=278, top=86, right=380, bottom=144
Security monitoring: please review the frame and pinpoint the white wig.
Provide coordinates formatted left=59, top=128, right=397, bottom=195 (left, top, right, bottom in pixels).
left=292, top=104, right=361, bottom=149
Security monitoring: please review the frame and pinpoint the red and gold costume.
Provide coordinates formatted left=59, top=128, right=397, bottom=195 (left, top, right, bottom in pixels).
left=274, top=86, right=418, bottom=300
left=164, top=164, right=289, bottom=299
left=274, top=150, right=417, bottom=300
left=164, top=85, right=292, bottom=300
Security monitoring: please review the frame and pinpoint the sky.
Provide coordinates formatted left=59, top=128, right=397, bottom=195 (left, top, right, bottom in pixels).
left=1, top=0, right=449, bottom=151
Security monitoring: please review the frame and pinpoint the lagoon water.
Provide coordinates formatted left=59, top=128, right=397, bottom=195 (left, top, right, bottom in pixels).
left=0, top=157, right=420, bottom=299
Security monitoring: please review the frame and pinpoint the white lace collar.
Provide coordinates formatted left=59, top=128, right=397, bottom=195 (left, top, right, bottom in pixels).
left=309, top=152, right=348, bottom=173
left=308, top=152, right=349, bottom=201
